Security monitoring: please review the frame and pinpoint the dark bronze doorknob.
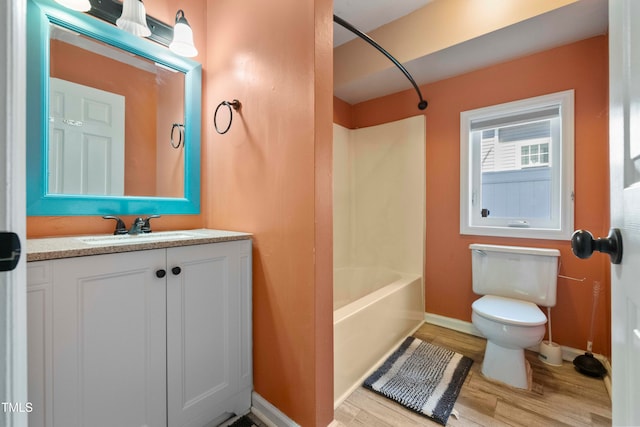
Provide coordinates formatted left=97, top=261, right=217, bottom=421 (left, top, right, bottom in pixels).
left=571, top=228, right=623, bottom=264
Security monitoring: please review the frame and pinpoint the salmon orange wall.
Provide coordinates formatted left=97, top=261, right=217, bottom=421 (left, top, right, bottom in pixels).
left=336, top=36, right=611, bottom=357
left=203, top=0, right=334, bottom=425
left=333, top=97, right=354, bottom=129
left=27, top=0, right=206, bottom=237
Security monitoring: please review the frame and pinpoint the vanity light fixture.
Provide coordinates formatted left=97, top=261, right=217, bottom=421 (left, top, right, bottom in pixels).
left=116, top=0, right=151, bottom=38
left=169, top=10, right=198, bottom=58
left=55, top=0, right=91, bottom=12
left=85, top=1, right=197, bottom=57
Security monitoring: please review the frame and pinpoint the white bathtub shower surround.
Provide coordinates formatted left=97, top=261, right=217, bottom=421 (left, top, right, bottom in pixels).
left=333, top=271, right=424, bottom=406
left=333, top=266, right=402, bottom=310
left=333, top=116, right=426, bottom=407
left=333, top=117, right=425, bottom=273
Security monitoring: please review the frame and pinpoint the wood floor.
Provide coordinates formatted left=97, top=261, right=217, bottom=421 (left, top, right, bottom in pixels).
left=334, top=323, right=612, bottom=426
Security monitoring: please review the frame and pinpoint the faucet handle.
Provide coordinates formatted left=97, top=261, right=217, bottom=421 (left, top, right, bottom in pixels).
left=142, top=215, right=161, bottom=233
left=102, top=216, right=128, bottom=235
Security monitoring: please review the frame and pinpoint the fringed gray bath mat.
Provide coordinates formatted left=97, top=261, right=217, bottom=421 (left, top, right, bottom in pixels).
left=363, top=336, right=473, bottom=425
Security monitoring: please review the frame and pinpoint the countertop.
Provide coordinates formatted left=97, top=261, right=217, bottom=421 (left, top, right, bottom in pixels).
left=27, top=229, right=252, bottom=261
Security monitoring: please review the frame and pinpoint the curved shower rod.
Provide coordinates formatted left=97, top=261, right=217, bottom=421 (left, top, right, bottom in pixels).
left=334, top=15, right=428, bottom=111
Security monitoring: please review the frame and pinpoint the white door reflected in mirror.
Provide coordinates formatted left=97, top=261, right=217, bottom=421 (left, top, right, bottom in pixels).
left=49, top=78, right=125, bottom=195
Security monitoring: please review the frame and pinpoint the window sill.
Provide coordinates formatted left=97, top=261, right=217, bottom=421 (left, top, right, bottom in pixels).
left=460, top=225, right=572, bottom=241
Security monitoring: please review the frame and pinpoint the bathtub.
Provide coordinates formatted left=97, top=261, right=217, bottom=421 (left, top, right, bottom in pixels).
left=333, top=267, right=424, bottom=407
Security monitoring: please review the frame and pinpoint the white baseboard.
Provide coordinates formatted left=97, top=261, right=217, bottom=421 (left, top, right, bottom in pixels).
left=251, top=392, right=301, bottom=427
left=424, top=312, right=483, bottom=337
left=424, top=311, right=612, bottom=401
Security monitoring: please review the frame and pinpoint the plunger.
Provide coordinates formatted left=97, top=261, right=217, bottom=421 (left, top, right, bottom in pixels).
left=573, top=281, right=607, bottom=377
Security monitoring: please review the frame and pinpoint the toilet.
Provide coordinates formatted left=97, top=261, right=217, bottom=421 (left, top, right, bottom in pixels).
left=470, top=243, right=560, bottom=389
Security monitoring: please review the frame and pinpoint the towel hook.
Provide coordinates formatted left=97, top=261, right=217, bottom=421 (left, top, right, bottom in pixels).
left=171, top=123, right=185, bottom=148
left=214, top=99, right=241, bottom=135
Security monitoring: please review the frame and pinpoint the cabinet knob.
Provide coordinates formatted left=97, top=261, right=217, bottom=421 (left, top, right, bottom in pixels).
left=171, top=266, right=182, bottom=275
left=156, top=269, right=166, bottom=278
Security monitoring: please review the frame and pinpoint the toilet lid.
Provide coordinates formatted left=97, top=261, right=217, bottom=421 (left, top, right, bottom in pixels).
left=472, top=295, right=547, bottom=326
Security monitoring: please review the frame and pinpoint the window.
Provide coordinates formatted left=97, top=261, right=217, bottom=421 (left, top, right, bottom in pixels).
left=520, top=142, right=549, bottom=168
left=460, top=90, right=574, bottom=239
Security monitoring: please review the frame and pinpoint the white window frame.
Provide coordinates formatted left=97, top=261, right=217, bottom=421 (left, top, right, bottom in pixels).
left=460, top=90, right=574, bottom=240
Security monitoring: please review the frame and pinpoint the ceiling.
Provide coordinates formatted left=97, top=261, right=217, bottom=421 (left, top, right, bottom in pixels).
left=333, top=0, right=433, bottom=47
left=333, top=0, right=608, bottom=105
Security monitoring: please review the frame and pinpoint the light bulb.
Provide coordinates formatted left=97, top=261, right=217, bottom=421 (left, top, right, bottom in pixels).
left=169, top=10, right=198, bottom=58
left=116, top=0, right=151, bottom=38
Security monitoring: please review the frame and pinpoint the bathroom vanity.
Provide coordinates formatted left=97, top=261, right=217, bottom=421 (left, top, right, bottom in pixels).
left=26, top=230, right=252, bottom=427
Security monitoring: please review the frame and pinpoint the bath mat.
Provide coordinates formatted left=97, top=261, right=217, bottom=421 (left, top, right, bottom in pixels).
left=226, top=414, right=260, bottom=427
left=363, top=336, right=473, bottom=425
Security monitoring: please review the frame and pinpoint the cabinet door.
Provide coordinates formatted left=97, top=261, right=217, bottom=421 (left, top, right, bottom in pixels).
left=51, top=250, right=167, bottom=427
left=27, top=261, right=53, bottom=427
left=166, top=240, right=252, bottom=427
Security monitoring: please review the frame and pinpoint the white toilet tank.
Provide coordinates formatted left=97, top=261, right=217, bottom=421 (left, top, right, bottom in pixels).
left=470, top=244, right=560, bottom=307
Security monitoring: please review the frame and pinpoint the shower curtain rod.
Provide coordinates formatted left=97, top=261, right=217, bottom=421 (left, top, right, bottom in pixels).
left=333, top=15, right=428, bottom=111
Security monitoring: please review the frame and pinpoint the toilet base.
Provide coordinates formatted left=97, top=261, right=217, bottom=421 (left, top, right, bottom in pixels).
left=481, top=340, right=532, bottom=390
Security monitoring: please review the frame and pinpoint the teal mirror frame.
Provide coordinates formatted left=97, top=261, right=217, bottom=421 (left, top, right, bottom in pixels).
left=26, top=0, right=202, bottom=216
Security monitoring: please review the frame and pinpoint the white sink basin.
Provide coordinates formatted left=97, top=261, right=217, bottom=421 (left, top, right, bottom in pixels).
left=77, top=231, right=205, bottom=246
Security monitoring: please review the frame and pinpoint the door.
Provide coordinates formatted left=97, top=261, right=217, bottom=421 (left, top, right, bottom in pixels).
left=48, top=78, right=125, bottom=195
left=51, top=251, right=167, bottom=427
left=610, top=1, right=640, bottom=424
left=1, top=0, right=28, bottom=426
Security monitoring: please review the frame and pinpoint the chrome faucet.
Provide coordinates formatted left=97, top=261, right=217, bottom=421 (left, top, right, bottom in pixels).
left=128, top=217, right=145, bottom=235
left=103, top=215, right=161, bottom=235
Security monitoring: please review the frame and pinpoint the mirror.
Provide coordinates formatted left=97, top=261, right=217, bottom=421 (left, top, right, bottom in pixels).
left=49, top=24, right=186, bottom=198
left=27, top=0, right=201, bottom=215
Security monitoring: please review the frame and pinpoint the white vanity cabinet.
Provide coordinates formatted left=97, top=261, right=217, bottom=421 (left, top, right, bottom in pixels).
left=27, top=239, right=252, bottom=427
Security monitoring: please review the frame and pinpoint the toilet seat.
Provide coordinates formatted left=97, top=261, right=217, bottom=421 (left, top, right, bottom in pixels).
left=472, top=295, right=546, bottom=326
